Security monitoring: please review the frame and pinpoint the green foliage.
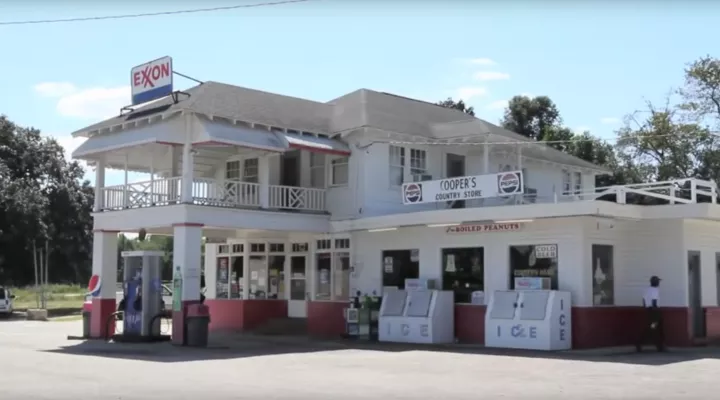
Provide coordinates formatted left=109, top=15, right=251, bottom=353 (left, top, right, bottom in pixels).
left=436, top=98, right=475, bottom=116
left=0, top=116, right=93, bottom=285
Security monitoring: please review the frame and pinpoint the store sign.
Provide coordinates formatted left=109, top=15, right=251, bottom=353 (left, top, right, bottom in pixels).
left=131, top=56, right=173, bottom=105
left=535, top=245, right=558, bottom=259
left=402, top=171, right=523, bottom=205
left=445, top=222, right=524, bottom=234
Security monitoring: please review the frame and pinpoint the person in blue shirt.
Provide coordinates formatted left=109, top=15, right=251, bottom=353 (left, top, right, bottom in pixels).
left=636, top=276, right=666, bottom=352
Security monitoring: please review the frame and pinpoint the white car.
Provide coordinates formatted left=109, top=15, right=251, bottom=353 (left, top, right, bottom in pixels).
left=0, top=286, right=15, bottom=317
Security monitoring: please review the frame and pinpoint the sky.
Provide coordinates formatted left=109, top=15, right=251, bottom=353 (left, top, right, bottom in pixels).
left=1, top=0, right=718, bottom=186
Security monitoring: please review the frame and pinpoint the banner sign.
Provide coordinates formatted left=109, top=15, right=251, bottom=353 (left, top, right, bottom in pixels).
left=402, top=171, right=523, bottom=205
left=445, top=222, right=524, bottom=234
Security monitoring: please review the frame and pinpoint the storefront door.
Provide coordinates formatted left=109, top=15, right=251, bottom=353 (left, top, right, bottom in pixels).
left=287, top=255, right=308, bottom=318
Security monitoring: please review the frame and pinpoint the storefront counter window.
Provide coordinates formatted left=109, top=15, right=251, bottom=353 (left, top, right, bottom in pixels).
left=248, top=255, right=268, bottom=298
left=314, top=238, right=351, bottom=301
left=230, top=256, right=243, bottom=299
left=441, top=247, right=484, bottom=303
left=382, top=249, right=419, bottom=290
left=316, top=253, right=332, bottom=300
left=509, top=244, right=558, bottom=290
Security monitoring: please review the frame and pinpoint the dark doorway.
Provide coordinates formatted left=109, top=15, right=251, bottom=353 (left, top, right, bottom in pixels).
left=688, top=251, right=705, bottom=338
left=382, top=249, right=420, bottom=289
left=446, top=154, right=466, bottom=209
left=282, top=151, right=300, bottom=187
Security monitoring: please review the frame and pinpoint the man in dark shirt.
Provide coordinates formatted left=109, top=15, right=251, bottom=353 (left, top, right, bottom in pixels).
left=636, top=275, right=666, bottom=352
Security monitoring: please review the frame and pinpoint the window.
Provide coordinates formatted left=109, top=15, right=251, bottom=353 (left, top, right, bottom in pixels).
left=316, top=239, right=331, bottom=250
left=250, top=243, right=265, bottom=253
left=382, top=249, right=419, bottom=289
left=333, top=252, right=351, bottom=300
left=230, top=256, right=243, bottom=299
left=267, top=255, right=286, bottom=299
left=562, top=170, right=571, bottom=195
left=231, top=244, right=243, bottom=253
left=410, top=149, right=427, bottom=178
left=292, top=243, right=309, bottom=252
left=334, top=238, right=350, bottom=249
left=216, top=257, right=230, bottom=299
left=442, top=247, right=484, bottom=303
left=269, top=243, right=285, bottom=253
left=310, top=153, right=326, bottom=188
left=315, top=253, right=332, bottom=300
left=591, top=245, right=614, bottom=305
left=573, top=172, right=582, bottom=194
left=330, top=157, right=349, bottom=186
left=243, top=158, right=259, bottom=183
left=248, top=255, right=267, bottom=299
left=226, top=161, right=241, bottom=180
left=509, top=244, right=558, bottom=290
left=389, top=145, right=405, bottom=186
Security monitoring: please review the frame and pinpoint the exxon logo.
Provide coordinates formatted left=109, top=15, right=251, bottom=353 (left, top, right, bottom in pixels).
left=133, top=62, right=171, bottom=89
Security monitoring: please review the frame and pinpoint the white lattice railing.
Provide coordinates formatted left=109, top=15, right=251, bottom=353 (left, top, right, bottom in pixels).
left=438, top=178, right=719, bottom=209
left=99, top=177, right=327, bottom=212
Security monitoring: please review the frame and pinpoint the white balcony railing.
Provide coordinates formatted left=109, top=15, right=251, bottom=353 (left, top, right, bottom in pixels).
left=99, top=177, right=327, bottom=212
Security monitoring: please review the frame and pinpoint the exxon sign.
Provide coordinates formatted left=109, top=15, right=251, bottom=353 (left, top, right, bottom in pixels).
left=130, top=56, right=173, bottom=105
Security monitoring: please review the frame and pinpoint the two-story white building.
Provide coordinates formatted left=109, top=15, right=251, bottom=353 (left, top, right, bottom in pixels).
left=74, top=81, right=720, bottom=348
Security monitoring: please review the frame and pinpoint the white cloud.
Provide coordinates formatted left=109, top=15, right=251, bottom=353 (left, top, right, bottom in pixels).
left=455, top=87, right=488, bottom=101
left=34, top=82, right=78, bottom=97
left=473, top=71, right=511, bottom=81
left=467, top=58, right=496, bottom=66
left=486, top=100, right=509, bottom=110
left=520, top=92, right=534, bottom=98
left=600, top=117, right=620, bottom=125
left=33, top=81, right=130, bottom=120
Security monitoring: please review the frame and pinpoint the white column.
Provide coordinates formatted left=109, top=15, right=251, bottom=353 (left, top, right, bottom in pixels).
left=169, top=146, right=180, bottom=203
left=93, top=159, right=106, bottom=212
left=483, top=138, right=490, bottom=174
left=242, top=241, right=250, bottom=299
left=123, top=155, right=129, bottom=208
left=91, top=231, right=118, bottom=299
left=180, top=143, right=194, bottom=203
left=172, top=224, right=203, bottom=303
left=258, top=155, right=270, bottom=208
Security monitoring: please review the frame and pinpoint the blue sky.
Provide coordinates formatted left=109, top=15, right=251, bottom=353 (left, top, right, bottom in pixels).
left=1, top=0, right=718, bottom=185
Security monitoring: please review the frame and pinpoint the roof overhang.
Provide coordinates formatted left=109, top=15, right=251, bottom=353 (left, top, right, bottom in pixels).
left=330, top=201, right=720, bottom=232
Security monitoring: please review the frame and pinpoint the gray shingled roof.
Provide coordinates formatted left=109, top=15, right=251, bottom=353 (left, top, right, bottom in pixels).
left=72, top=82, right=607, bottom=172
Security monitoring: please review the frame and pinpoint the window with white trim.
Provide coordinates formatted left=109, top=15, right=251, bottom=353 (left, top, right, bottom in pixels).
left=562, top=170, right=572, bottom=195
left=410, top=149, right=427, bottom=178
left=330, top=157, right=349, bottom=186
left=243, top=158, right=259, bottom=183
left=573, top=172, right=582, bottom=194
left=310, top=153, right=325, bottom=188
left=389, top=145, right=405, bottom=186
left=315, top=238, right=351, bottom=301
left=226, top=161, right=241, bottom=180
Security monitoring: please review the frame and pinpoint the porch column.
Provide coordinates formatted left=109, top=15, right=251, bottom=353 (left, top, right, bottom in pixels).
left=171, top=223, right=203, bottom=346
left=258, top=155, right=270, bottom=208
left=169, top=146, right=180, bottom=204
left=93, top=159, right=106, bottom=212
left=483, top=138, right=490, bottom=174
left=180, top=143, right=194, bottom=204
left=89, top=230, right=119, bottom=339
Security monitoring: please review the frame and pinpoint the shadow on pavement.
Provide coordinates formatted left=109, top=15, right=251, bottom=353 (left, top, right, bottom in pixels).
left=44, top=333, right=720, bottom=366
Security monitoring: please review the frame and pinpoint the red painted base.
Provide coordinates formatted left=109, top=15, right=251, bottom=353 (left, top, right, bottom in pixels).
left=307, top=301, right=346, bottom=337
left=204, top=299, right=287, bottom=332
left=454, top=304, right=486, bottom=344
left=172, top=300, right=200, bottom=346
left=89, top=298, right=116, bottom=339
left=705, top=307, right=720, bottom=341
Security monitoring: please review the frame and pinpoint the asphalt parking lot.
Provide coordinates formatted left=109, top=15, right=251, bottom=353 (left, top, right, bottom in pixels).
left=1, top=319, right=719, bottom=399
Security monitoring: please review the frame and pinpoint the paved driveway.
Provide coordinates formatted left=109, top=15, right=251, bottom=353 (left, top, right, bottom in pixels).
left=0, top=319, right=719, bottom=399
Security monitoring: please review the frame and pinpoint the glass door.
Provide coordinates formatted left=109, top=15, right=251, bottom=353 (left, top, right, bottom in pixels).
left=287, top=255, right=308, bottom=318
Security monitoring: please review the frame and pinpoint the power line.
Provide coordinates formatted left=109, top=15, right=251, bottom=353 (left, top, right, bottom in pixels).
left=0, top=0, right=313, bottom=26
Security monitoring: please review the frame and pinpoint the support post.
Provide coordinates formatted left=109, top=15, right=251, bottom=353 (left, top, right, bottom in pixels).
left=89, top=230, right=119, bottom=339
left=94, top=159, right=106, bottom=212
left=483, top=137, right=490, bottom=174
left=171, top=223, right=203, bottom=346
left=258, top=155, right=270, bottom=208
left=180, top=143, right=194, bottom=204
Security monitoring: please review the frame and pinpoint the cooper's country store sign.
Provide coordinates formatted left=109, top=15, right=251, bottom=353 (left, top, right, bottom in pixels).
left=402, top=171, right=524, bottom=205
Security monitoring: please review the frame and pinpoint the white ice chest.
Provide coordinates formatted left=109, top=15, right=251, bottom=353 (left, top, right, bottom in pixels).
left=485, top=290, right=572, bottom=351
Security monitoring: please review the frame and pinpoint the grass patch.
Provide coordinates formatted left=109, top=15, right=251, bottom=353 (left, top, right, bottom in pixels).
left=10, top=283, right=86, bottom=311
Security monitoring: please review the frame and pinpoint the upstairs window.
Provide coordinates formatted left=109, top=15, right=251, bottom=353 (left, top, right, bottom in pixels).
left=243, top=158, right=259, bottom=183
left=573, top=172, right=582, bottom=194
left=310, top=153, right=325, bottom=188
left=389, top=145, right=405, bottom=186
left=562, top=170, right=571, bottom=195
left=330, top=157, right=349, bottom=186
left=226, top=161, right=241, bottom=180
left=410, top=149, right=427, bottom=178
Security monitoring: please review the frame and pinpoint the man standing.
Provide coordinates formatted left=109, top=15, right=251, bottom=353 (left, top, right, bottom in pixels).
left=636, top=275, right=666, bottom=352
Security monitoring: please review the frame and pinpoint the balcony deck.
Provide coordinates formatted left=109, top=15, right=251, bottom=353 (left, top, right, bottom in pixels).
left=99, top=177, right=327, bottom=213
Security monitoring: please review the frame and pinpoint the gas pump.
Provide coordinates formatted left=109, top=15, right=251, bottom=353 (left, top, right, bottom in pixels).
left=120, top=251, right=166, bottom=340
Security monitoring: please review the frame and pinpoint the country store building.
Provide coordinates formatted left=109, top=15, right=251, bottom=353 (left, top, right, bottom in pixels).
left=74, top=58, right=720, bottom=348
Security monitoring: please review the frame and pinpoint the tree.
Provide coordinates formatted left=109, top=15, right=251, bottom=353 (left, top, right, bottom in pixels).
left=436, top=98, right=475, bottom=116
left=501, top=95, right=561, bottom=141
left=0, top=115, right=94, bottom=285
left=679, top=55, right=720, bottom=123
